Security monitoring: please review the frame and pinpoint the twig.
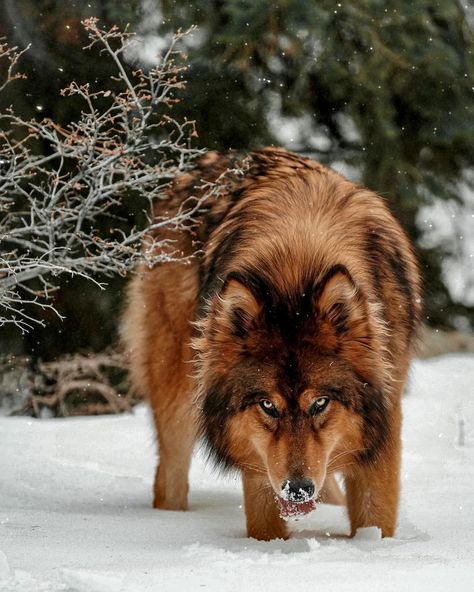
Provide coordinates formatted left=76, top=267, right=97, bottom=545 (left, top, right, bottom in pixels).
left=0, top=20, right=205, bottom=330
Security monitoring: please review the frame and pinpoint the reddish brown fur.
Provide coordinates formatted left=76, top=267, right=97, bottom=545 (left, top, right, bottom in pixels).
left=121, top=148, right=421, bottom=540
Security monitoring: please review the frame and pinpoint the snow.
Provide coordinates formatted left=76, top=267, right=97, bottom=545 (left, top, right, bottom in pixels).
left=1, top=355, right=473, bottom=591
left=353, top=527, right=382, bottom=541
left=417, top=175, right=474, bottom=313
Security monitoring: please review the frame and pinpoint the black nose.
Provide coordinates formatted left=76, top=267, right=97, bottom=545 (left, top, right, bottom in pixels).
left=281, top=478, right=315, bottom=502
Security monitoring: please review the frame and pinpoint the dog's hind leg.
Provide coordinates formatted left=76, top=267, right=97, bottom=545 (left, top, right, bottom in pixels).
left=147, top=313, right=198, bottom=512
left=151, top=378, right=198, bottom=511
left=123, top=264, right=199, bottom=512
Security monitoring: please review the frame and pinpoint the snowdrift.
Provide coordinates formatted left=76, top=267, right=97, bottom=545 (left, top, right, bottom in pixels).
left=0, top=355, right=473, bottom=591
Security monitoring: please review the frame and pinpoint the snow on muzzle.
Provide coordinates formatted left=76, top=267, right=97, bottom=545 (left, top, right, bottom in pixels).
left=278, top=478, right=317, bottom=519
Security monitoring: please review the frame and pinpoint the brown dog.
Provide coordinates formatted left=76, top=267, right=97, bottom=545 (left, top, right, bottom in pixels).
left=121, top=148, right=421, bottom=541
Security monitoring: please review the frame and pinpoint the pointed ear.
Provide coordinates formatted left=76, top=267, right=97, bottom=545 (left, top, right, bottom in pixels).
left=216, top=278, right=261, bottom=340
left=315, top=268, right=388, bottom=389
left=315, top=268, right=367, bottom=335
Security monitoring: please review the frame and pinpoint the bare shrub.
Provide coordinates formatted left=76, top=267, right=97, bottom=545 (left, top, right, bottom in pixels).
left=1, top=350, right=136, bottom=417
left=0, top=18, right=204, bottom=332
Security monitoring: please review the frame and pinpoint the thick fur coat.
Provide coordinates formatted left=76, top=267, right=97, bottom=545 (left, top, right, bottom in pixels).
left=122, top=148, right=421, bottom=540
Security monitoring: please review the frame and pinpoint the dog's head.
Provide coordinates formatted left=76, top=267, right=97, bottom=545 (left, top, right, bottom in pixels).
left=194, top=265, right=389, bottom=515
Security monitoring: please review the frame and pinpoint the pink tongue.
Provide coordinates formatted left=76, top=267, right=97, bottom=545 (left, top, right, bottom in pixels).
left=278, top=497, right=317, bottom=519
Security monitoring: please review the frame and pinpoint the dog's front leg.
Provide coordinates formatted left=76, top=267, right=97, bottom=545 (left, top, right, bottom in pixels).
left=242, top=470, right=288, bottom=541
left=344, top=432, right=401, bottom=538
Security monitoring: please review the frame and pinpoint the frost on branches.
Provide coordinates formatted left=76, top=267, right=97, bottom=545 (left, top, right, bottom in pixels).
left=0, top=19, right=205, bottom=333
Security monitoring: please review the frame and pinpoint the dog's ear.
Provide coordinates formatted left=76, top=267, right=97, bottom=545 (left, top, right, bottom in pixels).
left=217, top=279, right=262, bottom=340
left=315, top=268, right=367, bottom=335
left=314, top=267, right=387, bottom=386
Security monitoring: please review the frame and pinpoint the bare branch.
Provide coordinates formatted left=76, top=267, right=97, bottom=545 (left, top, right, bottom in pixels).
left=0, top=20, right=207, bottom=330
left=0, top=39, right=29, bottom=93
left=1, top=350, right=137, bottom=417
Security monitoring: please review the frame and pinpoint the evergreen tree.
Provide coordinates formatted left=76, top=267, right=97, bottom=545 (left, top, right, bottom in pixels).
left=160, top=0, right=474, bottom=328
left=1, top=0, right=472, bottom=361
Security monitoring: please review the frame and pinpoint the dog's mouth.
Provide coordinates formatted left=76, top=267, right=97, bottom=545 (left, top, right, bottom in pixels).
left=276, top=479, right=318, bottom=519
left=277, top=496, right=318, bottom=519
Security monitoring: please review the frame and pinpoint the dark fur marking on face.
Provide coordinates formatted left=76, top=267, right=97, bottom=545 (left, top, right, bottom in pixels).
left=320, top=385, right=352, bottom=409
left=239, top=390, right=270, bottom=410
left=200, top=384, right=235, bottom=469
left=287, top=416, right=307, bottom=480
left=281, top=351, right=302, bottom=397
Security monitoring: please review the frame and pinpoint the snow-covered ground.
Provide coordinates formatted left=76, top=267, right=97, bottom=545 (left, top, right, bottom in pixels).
left=1, top=355, right=473, bottom=592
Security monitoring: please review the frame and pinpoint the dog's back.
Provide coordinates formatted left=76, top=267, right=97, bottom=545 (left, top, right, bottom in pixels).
left=121, top=151, right=239, bottom=406
left=124, top=147, right=420, bottom=382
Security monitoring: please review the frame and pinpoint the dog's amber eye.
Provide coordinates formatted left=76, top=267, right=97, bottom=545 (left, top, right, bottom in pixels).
left=309, top=397, right=329, bottom=416
left=259, top=399, right=280, bottom=418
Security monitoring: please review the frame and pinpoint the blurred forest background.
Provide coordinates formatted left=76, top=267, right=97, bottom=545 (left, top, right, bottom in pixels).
left=1, top=0, right=473, bottom=366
